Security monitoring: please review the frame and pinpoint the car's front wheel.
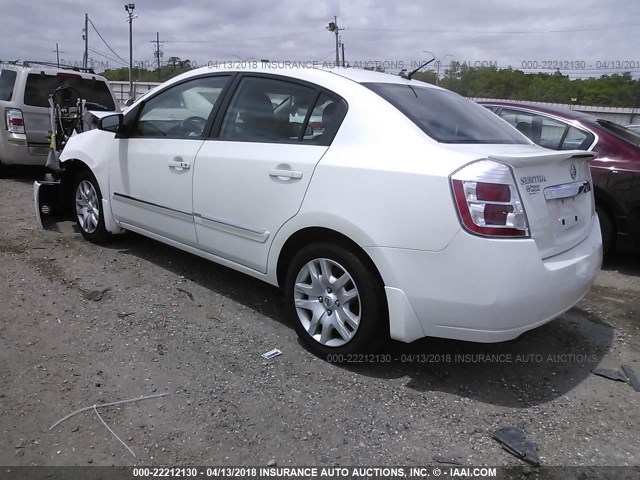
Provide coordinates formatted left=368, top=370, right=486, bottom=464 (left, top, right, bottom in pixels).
left=285, top=243, right=387, bottom=357
left=73, top=170, right=111, bottom=243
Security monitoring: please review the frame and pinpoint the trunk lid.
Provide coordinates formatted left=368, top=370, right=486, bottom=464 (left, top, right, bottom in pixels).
left=445, top=144, right=598, bottom=258
left=491, top=150, right=597, bottom=258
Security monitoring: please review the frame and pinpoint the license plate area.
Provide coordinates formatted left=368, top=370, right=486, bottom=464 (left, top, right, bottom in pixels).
left=544, top=181, right=592, bottom=237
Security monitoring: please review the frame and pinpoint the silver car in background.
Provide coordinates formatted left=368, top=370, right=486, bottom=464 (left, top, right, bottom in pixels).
left=0, top=61, right=118, bottom=171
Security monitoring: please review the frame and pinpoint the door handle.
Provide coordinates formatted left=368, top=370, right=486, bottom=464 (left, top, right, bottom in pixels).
left=269, top=169, right=303, bottom=179
left=168, top=158, right=191, bottom=170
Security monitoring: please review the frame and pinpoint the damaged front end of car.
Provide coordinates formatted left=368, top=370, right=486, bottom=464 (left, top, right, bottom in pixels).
left=34, top=85, right=105, bottom=228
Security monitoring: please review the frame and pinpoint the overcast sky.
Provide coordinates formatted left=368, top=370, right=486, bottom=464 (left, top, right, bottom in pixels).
left=2, top=0, right=640, bottom=78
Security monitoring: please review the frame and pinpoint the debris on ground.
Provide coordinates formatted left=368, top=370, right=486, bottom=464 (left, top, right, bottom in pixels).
left=177, top=288, right=194, bottom=301
left=261, top=348, right=283, bottom=360
left=50, top=393, right=171, bottom=457
left=14, top=439, right=26, bottom=457
left=592, top=367, right=628, bottom=382
left=79, top=286, right=111, bottom=301
left=492, top=425, right=541, bottom=466
left=117, top=312, right=135, bottom=319
left=432, top=455, right=462, bottom=465
left=622, top=365, right=640, bottom=392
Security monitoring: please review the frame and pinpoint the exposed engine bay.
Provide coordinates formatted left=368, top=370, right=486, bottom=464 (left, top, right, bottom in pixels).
left=46, top=85, right=105, bottom=171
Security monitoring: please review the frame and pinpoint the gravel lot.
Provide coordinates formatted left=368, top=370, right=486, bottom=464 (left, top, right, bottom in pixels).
left=1, top=168, right=639, bottom=468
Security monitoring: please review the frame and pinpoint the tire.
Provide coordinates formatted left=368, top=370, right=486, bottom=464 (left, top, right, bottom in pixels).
left=73, top=170, right=112, bottom=243
left=285, top=242, right=387, bottom=357
left=596, top=204, right=614, bottom=255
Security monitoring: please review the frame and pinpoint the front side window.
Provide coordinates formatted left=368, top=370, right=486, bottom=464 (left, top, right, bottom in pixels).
left=135, top=76, right=229, bottom=138
left=499, top=109, right=535, bottom=138
left=24, top=73, right=116, bottom=110
left=0, top=69, right=17, bottom=101
left=219, top=77, right=317, bottom=143
left=364, top=83, right=528, bottom=144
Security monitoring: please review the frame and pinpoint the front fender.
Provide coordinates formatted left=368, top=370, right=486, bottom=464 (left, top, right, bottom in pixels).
left=60, top=129, right=115, bottom=193
left=58, top=129, right=124, bottom=234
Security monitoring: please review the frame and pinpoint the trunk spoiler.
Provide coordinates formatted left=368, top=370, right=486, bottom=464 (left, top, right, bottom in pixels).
left=489, top=150, right=597, bottom=168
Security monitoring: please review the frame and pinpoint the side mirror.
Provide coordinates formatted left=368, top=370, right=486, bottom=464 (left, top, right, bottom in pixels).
left=98, top=113, right=123, bottom=133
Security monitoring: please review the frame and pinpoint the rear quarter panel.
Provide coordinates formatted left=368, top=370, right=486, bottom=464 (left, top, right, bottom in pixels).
left=267, top=84, right=472, bottom=282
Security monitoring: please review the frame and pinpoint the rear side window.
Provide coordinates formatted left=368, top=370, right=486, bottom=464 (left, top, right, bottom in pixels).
left=561, top=126, right=594, bottom=150
left=0, top=69, right=17, bottom=101
left=302, top=93, right=347, bottom=144
left=219, top=76, right=318, bottom=143
left=364, top=83, right=527, bottom=144
left=24, top=73, right=116, bottom=110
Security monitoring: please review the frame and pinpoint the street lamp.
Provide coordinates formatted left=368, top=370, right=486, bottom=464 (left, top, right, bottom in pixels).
left=125, top=3, right=137, bottom=103
left=326, top=17, right=341, bottom=68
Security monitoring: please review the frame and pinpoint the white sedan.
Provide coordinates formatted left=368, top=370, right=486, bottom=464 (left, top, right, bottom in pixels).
left=35, top=66, right=602, bottom=357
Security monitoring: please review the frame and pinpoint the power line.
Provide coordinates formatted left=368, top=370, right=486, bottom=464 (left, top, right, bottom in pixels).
left=88, top=18, right=128, bottom=64
left=164, top=30, right=319, bottom=43
left=88, top=47, right=128, bottom=66
left=347, top=20, right=640, bottom=35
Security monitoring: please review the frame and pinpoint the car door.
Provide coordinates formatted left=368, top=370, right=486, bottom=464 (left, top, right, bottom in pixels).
left=109, top=75, right=231, bottom=246
left=193, top=75, right=346, bottom=272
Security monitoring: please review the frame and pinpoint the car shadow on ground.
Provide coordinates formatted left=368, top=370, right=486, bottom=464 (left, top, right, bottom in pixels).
left=601, top=251, right=640, bottom=277
left=104, top=230, right=290, bottom=327
left=345, top=310, right=614, bottom=408
left=43, top=224, right=615, bottom=408
left=0, top=165, right=48, bottom=183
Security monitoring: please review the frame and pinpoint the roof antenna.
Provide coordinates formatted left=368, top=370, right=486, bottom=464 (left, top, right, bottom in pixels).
left=405, top=57, right=435, bottom=80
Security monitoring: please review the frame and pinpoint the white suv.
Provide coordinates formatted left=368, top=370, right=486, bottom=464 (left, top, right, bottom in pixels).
left=0, top=62, right=118, bottom=171
left=34, top=66, right=602, bottom=356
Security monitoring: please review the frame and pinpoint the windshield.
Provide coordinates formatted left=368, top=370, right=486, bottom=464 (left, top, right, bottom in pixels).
left=364, top=82, right=529, bottom=144
left=596, top=119, right=640, bottom=147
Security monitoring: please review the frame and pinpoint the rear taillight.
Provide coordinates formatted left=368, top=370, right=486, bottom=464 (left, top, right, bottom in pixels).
left=5, top=108, right=25, bottom=134
left=451, top=160, right=529, bottom=238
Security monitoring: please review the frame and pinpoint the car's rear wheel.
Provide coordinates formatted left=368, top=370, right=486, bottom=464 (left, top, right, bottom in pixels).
left=596, top=203, right=614, bottom=255
left=73, top=170, right=111, bottom=243
left=285, top=243, right=387, bottom=357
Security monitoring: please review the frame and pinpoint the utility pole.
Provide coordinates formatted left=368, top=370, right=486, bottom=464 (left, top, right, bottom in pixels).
left=341, top=37, right=345, bottom=67
left=125, top=4, right=137, bottom=103
left=82, top=13, right=88, bottom=69
left=326, top=16, right=343, bottom=68
left=150, top=32, right=165, bottom=81
left=52, top=44, right=64, bottom=68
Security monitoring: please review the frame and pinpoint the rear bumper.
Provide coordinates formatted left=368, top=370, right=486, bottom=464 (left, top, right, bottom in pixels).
left=368, top=218, right=603, bottom=344
left=0, top=132, right=48, bottom=166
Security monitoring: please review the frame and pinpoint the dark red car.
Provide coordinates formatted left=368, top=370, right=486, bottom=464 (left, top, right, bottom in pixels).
left=479, top=101, right=640, bottom=253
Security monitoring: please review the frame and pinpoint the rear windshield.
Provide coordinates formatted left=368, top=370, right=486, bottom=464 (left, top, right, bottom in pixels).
left=24, top=73, right=116, bottom=110
left=595, top=119, right=640, bottom=147
left=0, top=69, right=17, bottom=101
left=364, top=82, right=528, bottom=144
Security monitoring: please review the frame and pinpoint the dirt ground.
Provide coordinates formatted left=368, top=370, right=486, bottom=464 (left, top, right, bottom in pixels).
left=1, top=167, right=639, bottom=468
